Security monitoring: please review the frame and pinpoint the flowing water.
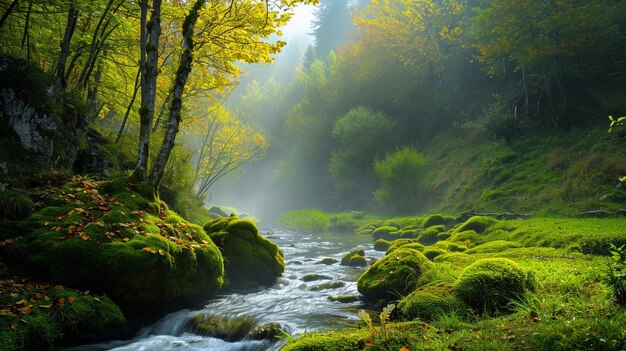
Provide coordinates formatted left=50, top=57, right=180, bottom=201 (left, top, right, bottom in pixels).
left=69, top=228, right=383, bottom=351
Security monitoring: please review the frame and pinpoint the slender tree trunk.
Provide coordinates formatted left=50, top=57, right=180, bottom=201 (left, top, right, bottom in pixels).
left=75, top=0, right=116, bottom=90
left=151, top=0, right=206, bottom=190
left=58, top=4, right=79, bottom=87
left=116, top=67, right=141, bottom=144
left=521, top=65, right=530, bottom=118
left=151, top=89, right=172, bottom=132
left=0, top=0, right=19, bottom=30
left=87, top=58, right=103, bottom=121
left=134, top=0, right=161, bottom=181
left=20, top=0, right=33, bottom=60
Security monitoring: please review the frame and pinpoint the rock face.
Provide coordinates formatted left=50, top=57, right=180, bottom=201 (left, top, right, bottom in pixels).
left=0, top=88, right=56, bottom=164
left=204, top=216, right=284, bottom=287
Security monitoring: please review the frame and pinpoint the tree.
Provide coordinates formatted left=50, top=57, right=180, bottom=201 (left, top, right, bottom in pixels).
left=312, top=0, right=352, bottom=59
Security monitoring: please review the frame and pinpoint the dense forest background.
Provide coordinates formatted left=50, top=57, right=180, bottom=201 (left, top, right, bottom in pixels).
left=2, top=0, right=626, bottom=222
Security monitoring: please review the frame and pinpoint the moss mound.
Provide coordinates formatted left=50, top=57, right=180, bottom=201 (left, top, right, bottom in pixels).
left=357, top=248, right=433, bottom=301
left=2, top=176, right=224, bottom=314
left=0, top=278, right=125, bottom=350
left=417, top=227, right=441, bottom=245
left=374, top=239, right=391, bottom=251
left=372, top=226, right=398, bottom=241
left=204, top=216, right=284, bottom=287
left=455, top=258, right=531, bottom=314
left=423, top=248, right=447, bottom=261
left=340, top=248, right=367, bottom=267
left=464, top=240, right=523, bottom=254
left=386, top=239, right=424, bottom=255
left=421, top=214, right=447, bottom=228
left=455, top=216, right=498, bottom=234
left=0, top=189, right=34, bottom=221
left=398, top=282, right=471, bottom=321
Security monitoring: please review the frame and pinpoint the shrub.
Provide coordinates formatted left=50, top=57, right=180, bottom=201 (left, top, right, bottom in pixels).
left=455, top=258, right=531, bottom=314
left=374, top=147, right=428, bottom=215
left=357, top=248, right=433, bottom=301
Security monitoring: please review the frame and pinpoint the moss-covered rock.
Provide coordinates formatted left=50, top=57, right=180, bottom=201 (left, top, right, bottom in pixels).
left=357, top=248, right=433, bottom=301
left=386, top=239, right=424, bottom=254
left=423, top=248, right=447, bottom=261
left=398, top=282, right=471, bottom=321
left=302, top=274, right=331, bottom=282
left=374, top=239, right=391, bottom=251
left=464, top=240, right=523, bottom=254
left=372, top=226, right=398, bottom=241
left=204, top=216, right=284, bottom=287
left=315, top=257, right=339, bottom=265
left=417, top=227, right=441, bottom=245
left=421, top=214, right=447, bottom=228
left=185, top=313, right=258, bottom=341
left=455, top=258, right=531, bottom=314
left=0, top=189, right=33, bottom=220
left=311, top=281, right=346, bottom=291
left=0, top=278, right=125, bottom=350
left=455, top=216, right=498, bottom=234
left=399, top=229, right=420, bottom=239
left=340, top=247, right=366, bottom=266
left=327, top=295, right=361, bottom=303
left=1, top=176, right=224, bottom=315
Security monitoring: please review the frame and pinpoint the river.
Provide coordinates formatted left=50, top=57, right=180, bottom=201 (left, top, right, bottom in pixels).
left=69, top=228, right=381, bottom=351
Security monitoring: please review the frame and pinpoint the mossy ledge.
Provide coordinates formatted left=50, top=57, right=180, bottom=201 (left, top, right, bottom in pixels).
left=1, top=175, right=224, bottom=318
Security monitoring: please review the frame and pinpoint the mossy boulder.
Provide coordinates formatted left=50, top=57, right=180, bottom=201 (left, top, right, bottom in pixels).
left=185, top=313, right=273, bottom=341
left=398, top=282, right=471, bottom=321
left=464, top=240, right=523, bottom=254
left=374, top=239, right=391, bottom=251
left=1, top=176, right=224, bottom=315
left=421, top=214, right=446, bottom=228
left=0, top=278, right=126, bottom=350
left=455, top=216, right=498, bottom=234
left=311, top=281, right=346, bottom=291
left=316, top=257, right=339, bottom=265
left=417, top=227, right=440, bottom=245
left=455, top=258, right=531, bottom=314
left=0, top=189, right=34, bottom=220
left=423, top=248, right=447, bottom=261
left=357, top=248, right=433, bottom=301
left=302, top=274, right=331, bottom=282
left=372, top=226, right=398, bottom=241
left=399, top=229, right=419, bottom=239
left=204, top=216, right=284, bottom=287
left=340, top=247, right=366, bottom=267
left=386, top=239, right=424, bottom=254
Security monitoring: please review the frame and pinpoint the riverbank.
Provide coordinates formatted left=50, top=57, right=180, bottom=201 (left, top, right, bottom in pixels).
left=280, top=211, right=626, bottom=350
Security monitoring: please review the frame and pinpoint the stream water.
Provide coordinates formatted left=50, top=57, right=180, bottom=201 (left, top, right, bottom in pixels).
left=69, top=228, right=382, bottom=351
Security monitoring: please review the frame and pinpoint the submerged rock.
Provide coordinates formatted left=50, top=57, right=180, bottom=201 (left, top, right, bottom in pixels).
left=341, top=247, right=367, bottom=267
left=185, top=313, right=283, bottom=342
left=316, top=257, right=339, bottom=265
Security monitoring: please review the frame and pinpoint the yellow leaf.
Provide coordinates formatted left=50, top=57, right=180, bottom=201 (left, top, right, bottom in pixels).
left=39, top=304, right=53, bottom=309
left=143, top=247, right=157, bottom=254
left=158, top=250, right=165, bottom=256
left=68, top=296, right=75, bottom=304
left=19, top=306, right=32, bottom=315
left=400, top=347, right=410, bottom=351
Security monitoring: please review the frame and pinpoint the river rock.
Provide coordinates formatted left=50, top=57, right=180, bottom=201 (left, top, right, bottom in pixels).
left=204, top=216, right=284, bottom=287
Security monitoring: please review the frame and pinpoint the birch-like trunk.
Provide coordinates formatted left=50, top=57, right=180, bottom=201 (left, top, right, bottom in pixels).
left=134, top=0, right=161, bottom=180
left=151, top=0, right=206, bottom=190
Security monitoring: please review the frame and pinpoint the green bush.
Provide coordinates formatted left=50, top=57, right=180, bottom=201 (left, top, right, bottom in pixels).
left=357, top=248, right=433, bottom=301
left=374, top=147, right=428, bottom=215
left=455, top=258, right=531, bottom=314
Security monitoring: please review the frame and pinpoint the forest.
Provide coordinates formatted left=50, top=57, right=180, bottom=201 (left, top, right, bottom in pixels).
left=0, top=0, right=626, bottom=350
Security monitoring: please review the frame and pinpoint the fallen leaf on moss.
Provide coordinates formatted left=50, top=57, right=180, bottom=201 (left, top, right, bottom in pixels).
left=158, top=250, right=165, bottom=256
left=39, top=304, right=53, bottom=309
left=79, top=232, right=90, bottom=240
left=68, top=296, right=75, bottom=304
left=19, top=306, right=32, bottom=315
left=143, top=247, right=157, bottom=254
left=400, top=347, right=410, bottom=351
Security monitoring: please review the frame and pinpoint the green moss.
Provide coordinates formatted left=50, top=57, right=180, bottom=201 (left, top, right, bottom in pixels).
left=398, top=282, right=471, bottom=321
left=421, top=214, right=447, bottom=228
left=464, top=240, right=523, bottom=254
left=448, top=230, right=480, bottom=244
left=423, top=248, right=447, bottom=261
left=311, top=281, right=346, bottom=291
left=316, top=257, right=339, bottom=265
left=374, top=239, right=391, bottom=251
left=204, top=216, right=284, bottom=287
left=0, top=190, right=34, bottom=220
left=372, top=225, right=399, bottom=241
left=432, top=241, right=467, bottom=252
left=455, top=258, right=530, bottom=314
left=455, top=216, right=498, bottom=234
left=2, top=176, right=224, bottom=314
left=327, top=295, right=361, bottom=303
left=399, top=229, right=419, bottom=239
left=386, top=239, right=424, bottom=255
left=302, top=274, right=332, bottom=282
left=417, top=228, right=440, bottom=245
left=357, top=248, right=433, bottom=302
left=340, top=247, right=365, bottom=266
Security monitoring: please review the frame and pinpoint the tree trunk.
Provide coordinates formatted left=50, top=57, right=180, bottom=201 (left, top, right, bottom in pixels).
left=0, top=0, right=19, bottom=30
left=134, top=0, right=161, bottom=181
left=151, top=0, right=206, bottom=190
left=116, top=67, right=141, bottom=144
left=75, top=0, right=117, bottom=90
left=58, top=4, right=79, bottom=87
left=87, top=58, right=103, bottom=121
left=20, top=0, right=33, bottom=60
left=151, top=89, right=172, bottom=132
